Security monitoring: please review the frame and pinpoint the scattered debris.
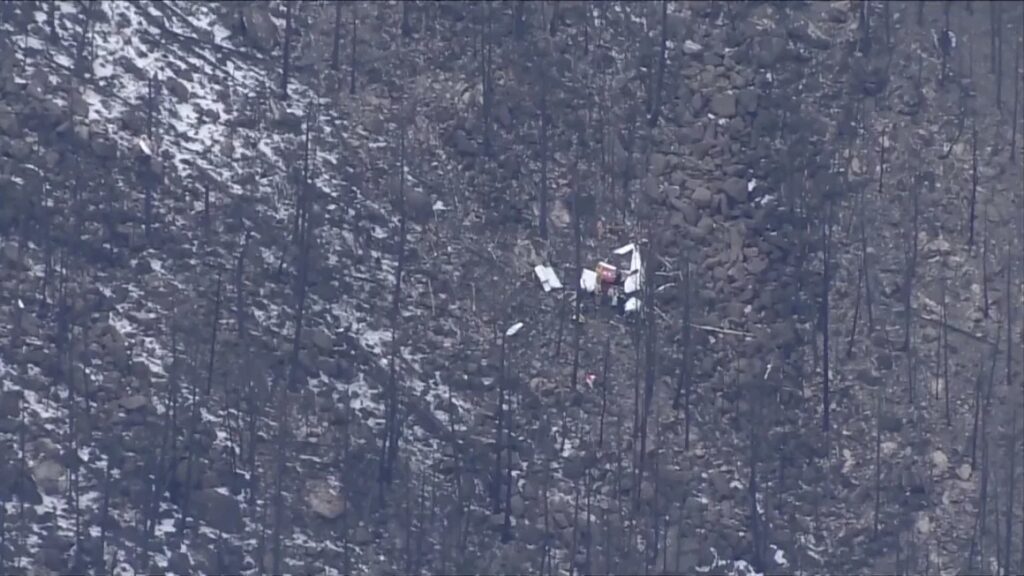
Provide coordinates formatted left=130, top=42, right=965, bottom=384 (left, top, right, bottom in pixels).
left=505, top=322, right=524, bottom=337
left=585, top=373, right=597, bottom=387
left=580, top=269, right=598, bottom=292
left=534, top=264, right=563, bottom=292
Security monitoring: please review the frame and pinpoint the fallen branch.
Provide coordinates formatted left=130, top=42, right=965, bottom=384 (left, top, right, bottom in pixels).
left=427, top=278, right=436, bottom=317
left=915, top=311, right=997, bottom=347
left=689, top=323, right=753, bottom=338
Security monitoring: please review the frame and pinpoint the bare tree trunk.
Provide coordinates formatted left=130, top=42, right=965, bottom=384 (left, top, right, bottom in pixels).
left=331, top=1, right=342, bottom=70
left=822, top=200, right=833, bottom=432
left=873, top=385, right=882, bottom=537
left=481, top=3, right=493, bottom=158
left=204, top=272, right=223, bottom=396
left=942, top=276, right=951, bottom=426
left=539, top=64, right=549, bottom=240
left=381, top=122, right=408, bottom=490
left=598, top=336, right=610, bottom=450
left=281, top=2, right=292, bottom=100
left=349, top=6, right=357, bottom=95
left=969, top=118, right=978, bottom=249
left=648, top=1, right=668, bottom=127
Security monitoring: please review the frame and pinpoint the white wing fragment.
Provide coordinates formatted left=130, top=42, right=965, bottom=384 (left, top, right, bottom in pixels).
left=580, top=269, right=598, bottom=293
left=534, top=264, right=563, bottom=292
left=624, top=247, right=643, bottom=294
left=505, top=322, right=524, bottom=337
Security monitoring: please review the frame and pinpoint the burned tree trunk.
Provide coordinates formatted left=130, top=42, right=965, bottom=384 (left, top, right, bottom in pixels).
left=350, top=6, right=358, bottom=95
left=281, top=2, right=292, bottom=100
left=204, top=272, right=223, bottom=396
left=969, top=118, right=978, bottom=249
left=380, top=122, right=409, bottom=490
left=821, top=200, right=833, bottom=432
left=598, top=336, right=610, bottom=450
left=648, top=1, right=668, bottom=127
left=539, top=63, right=550, bottom=240
left=481, top=2, right=493, bottom=158
left=332, top=1, right=342, bottom=71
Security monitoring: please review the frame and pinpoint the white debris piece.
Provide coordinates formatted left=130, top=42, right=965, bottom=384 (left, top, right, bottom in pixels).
left=580, top=269, right=598, bottom=293
left=431, top=200, right=449, bottom=212
left=505, top=322, right=524, bottom=337
left=682, top=40, right=703, bottom=55
left=613, top=242, right=636, bottom=255
left=625, top=298, right=641, bottom=313
left=534, top=264, right=563, bottom=292
left=624, top=248, right=643, bottom=294
left=747, top=178, right=757, bottom=192
left=137, top=136, right=152, bottom=157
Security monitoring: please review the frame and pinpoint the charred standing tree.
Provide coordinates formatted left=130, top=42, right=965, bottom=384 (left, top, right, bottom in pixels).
left=821, top=200, right=834, bottom=432
left=1004, top=401, right=1018, bottom=575
left=903, top=173, right=921, bottom=353
left=481, top=2, right=494, bottom=158
left=971, top=324, right=1001, bottom=471
left=941, top=275, right=951, bottom=426
left=873, top=384, right=882, bottom=538
left=492, top=326, right=510, bottom=515
left=1003, top=250, right=1016, bottom=574
left=514, top=0, right=527, bottom=40
left=401, top=0, right=413, bottom=38
left=332, top=1, right=342, bottom=71
left=648, top=0, right=668, bottom=127
left=636, top=238, right=659, bottom=505
left=969, top=118, right=978, bottom=249
left=538, top=63, right=550, bottom=240
left=598, top=336, right=611, bottom=450
left=350, top=6, right=358, bottom=95
left=204, top=272, right=223, bottom=396
left=571, top=161, right=583, bottom=392
left=858, top=0, right=871, bottom=56
left=281, top=2, right=292, bottom=100
left=1011, top=34, right=1021, bottom=155
left=380, top=120, right=408, bottom=490
left=272, top=186, right=312, bottom=574
left=47, top=0, right=58, bottom=41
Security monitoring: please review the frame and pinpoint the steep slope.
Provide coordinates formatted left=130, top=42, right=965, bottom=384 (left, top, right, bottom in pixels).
left=1, top=2, right=1022, bottom=576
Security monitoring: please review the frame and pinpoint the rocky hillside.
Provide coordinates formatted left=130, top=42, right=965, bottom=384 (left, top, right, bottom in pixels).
left=0, top=1, right=1022, bottom=575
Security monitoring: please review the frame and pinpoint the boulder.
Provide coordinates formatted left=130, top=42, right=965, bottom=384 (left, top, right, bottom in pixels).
left=753, top=35, right=788, bottom=68
left=650, top=153, right=669, bottom=176
left=306, top=327, right=333, bottom=352
left=32, top=459, right=66, bottom=496
left=119, top=394, right=151, bottom=412
left=737, top=88, right=759, bottom=114
left=691, top=186, right=713, bottom=208
left=165, top=76, right=190, bottom=101
left=306, top=479, right=346, bottom=520
left=192, top=489, right=245, bottom=534
left=709, top=93, right=737, bottom=118
left=240, top=3, right=280, bottom=53
left=929, top=450, right=949, bottom=476
left=956, top=464, right=972, bottom=481
left=721, top=177, right=748, bottom=202
left=0, top=463, right=41, bottom=504
left=406, top=188, right=433, bottom=225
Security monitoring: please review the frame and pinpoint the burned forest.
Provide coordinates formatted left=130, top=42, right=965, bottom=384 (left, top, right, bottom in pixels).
left=0, top=1, right=1023, bottom=575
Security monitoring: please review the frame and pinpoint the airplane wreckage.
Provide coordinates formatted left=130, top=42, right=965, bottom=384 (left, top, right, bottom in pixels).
left=532, top=242, right=755, bottom=340
left=534, top=241, right=646, bottom=319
